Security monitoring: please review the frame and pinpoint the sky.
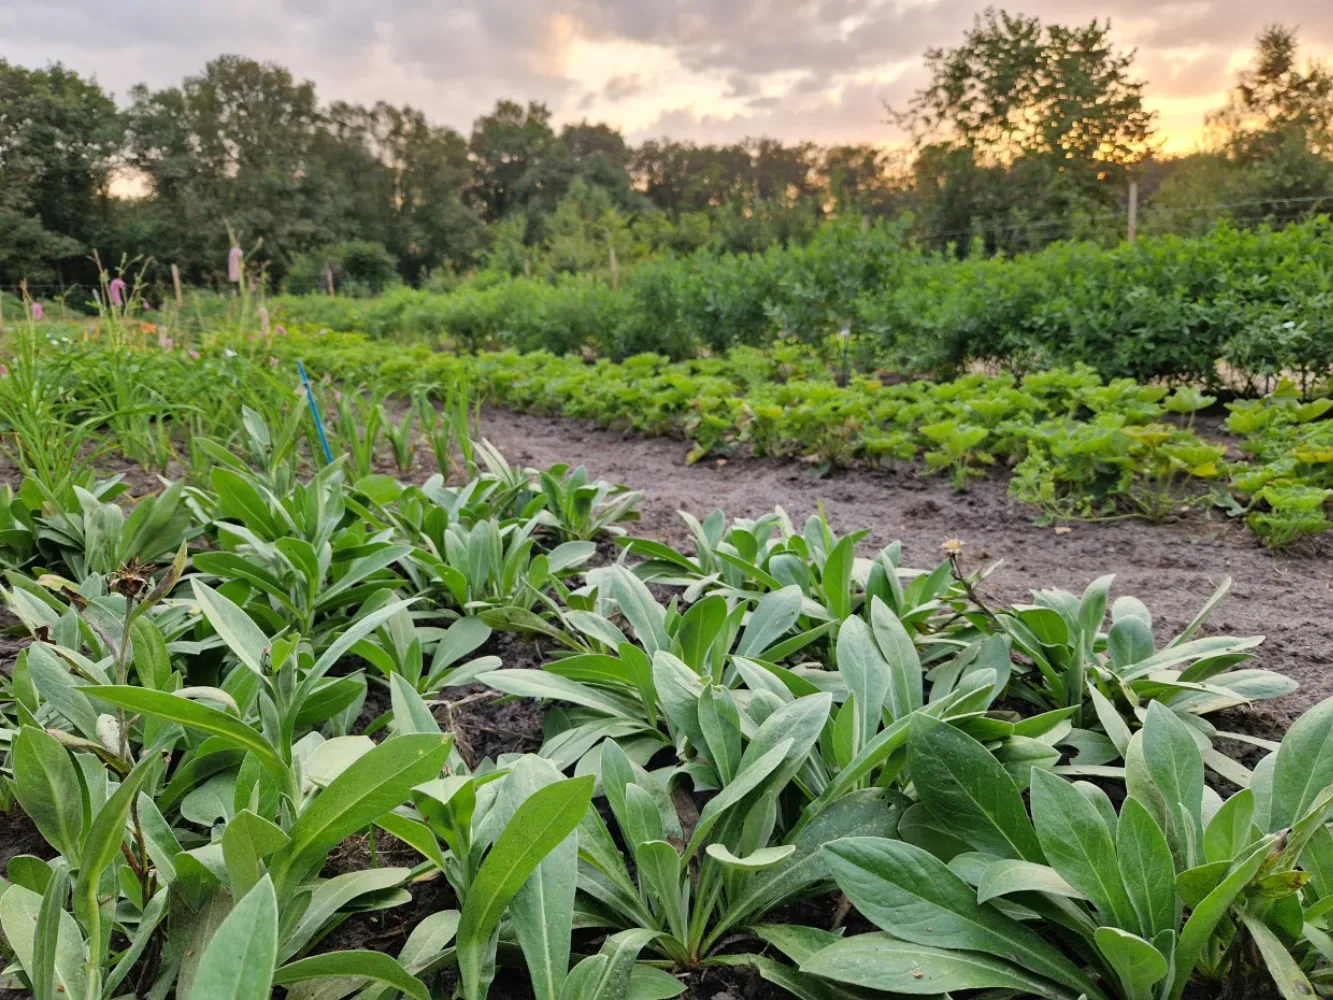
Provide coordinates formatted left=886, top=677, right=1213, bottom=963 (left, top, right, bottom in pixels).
left=1, top=0, right=1330, bottom=153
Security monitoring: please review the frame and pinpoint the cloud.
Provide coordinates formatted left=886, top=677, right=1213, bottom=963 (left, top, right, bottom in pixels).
left=0, top=0, right=1329, bottom=150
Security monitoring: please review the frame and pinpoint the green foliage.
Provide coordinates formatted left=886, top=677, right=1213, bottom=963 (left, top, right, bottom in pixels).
left=286, top=241, right=402, bottom=297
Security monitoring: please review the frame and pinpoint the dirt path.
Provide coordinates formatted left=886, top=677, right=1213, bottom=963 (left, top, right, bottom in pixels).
left=478, top=404, right=1332, bottom=734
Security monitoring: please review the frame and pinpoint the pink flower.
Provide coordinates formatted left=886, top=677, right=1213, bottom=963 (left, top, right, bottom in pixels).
left=228, top=247, right=243, bottom=283
left=0, top=365, right=9, bottom=377
left=276, top=324, right=288, bottom=336
left=162, top=337, right=173, bottom=350
left=109, top=278, right=126, bottom=307
left=143, top=300, right=153, bottom=311
left=188, top=350, right=200, bottom=360
left=270, top=356, right=280, bottom=367
left=30, top=303, right=42, bottom=321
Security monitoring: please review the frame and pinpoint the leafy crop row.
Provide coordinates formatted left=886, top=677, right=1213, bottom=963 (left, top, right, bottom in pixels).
left=274, top=216, right=1333, bottom=386
left=242, top=328, right=1331, bottom=547
left=7, top=316, right=1331, bottom=546
left=0, top=378, right=1330, bottom=998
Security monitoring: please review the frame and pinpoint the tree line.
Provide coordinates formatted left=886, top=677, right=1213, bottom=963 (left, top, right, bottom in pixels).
left=1, top=13, right=1331, bottom=297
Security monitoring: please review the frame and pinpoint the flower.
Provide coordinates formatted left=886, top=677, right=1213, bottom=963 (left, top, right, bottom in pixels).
left=228, top=247, right=243, bottom=283
left=162, top=337, right=173, bottom=350
left=270, top=356, right=280, bottom=367
left=259, top=306, right=270, bottom=336
left=188, top=350, right=200, bottom=360
left=0, top=365, right=9, bottom=377
left=109, top=278, right=126, bottom=307
left=30, top=302, right=42, bottom=321
left=941, top=538, right=964, bottom=556
left=276, top=324, right=288, bottom=336
left=224, top=348, right=237, bottom=358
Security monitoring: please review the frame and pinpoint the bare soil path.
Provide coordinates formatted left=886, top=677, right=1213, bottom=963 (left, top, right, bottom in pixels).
left=478, top=404, right=1333, bottom=736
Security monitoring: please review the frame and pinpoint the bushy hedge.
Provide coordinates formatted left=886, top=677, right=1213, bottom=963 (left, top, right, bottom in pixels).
left=273, top=216, right=1333, bottom=386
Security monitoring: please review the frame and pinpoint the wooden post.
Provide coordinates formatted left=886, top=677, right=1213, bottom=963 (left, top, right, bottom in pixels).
left=523, top=257, right=531, bottom=279
left=0, top=289, right=5, bottom=334
left=171, top=264, right=183, bottom=308
left=1127, top=179, right=1139, bottom=244
left=609, top=245, right=619, bottom=289
left=325, top=265, right=335, bottom=296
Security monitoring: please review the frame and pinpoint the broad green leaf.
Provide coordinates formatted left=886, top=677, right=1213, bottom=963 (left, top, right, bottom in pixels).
left=193, top=578, right=270, bottom=676
left=457, top=775, right=594, bottom=1000
left=274, top=951, right=430, bottom=1000
left=1269, top=695, right=1333, bottom=831
left=673, top=594, right=726, bottom=670
left=0, top=883, right=87, bottom=1000
left=800, top=932, right=1075, bottom=998
left=188, top=876, right=279, bottom=1000
left=495, top=757, right=579, bottom=1000
left=611, top=565, right=668, bottom=655
left=390, top=674, right=442, bottom=734
left=821, top=535, right=856, bottom=620
left=909, top=715, right=1043, bottom=862
left=705, top=843, right=796, bottom=871
left=836, top=615, right=890, bottom=754
left=84, top=685, right=289, bottom=788
left=869, top=596, right=922, bottom=718
left=975, top=859, right=1086, bottom=903
left=271, top=733, right=451, bottom=898
left=697, top=685, right=741, bottom=784
left=303, top=735, right=376, bottom=787
left=222, top=809, right=289, bottom=900
left=565, top=928, right=661, bottom=1000
left=479, top=668, right=638, bottom=719
left=1116, top=796, right=1178, bottom=940
left=1094, top=926, right=1168, bottom=999
left=1030, top=769, right=1137, bottom=931
left=11, top=726, right=84, bottom=859
left=1141, top=703, right=1204, bottom=864
left=735, top=586, right=803, bottom=658
left=825, top=837, right=1100, bottom=998
left=33, top=866, right=72, bottom=1000
left=636, top=839, right=687, bottom=942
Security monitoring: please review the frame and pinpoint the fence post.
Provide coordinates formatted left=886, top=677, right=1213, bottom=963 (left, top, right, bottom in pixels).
left=171, top=263, right=183, bottom=308
left=1127, top=179, right=1139, bottom=244
left=325, top=265, right=335, bottom=296
left=609, top=245, right=619, bottom=289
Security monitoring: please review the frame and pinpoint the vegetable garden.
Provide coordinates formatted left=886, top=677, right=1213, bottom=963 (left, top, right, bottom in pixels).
left=0, top=225, right=1331, bottom=999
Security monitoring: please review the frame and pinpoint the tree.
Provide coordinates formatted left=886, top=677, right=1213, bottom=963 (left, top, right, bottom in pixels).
left=468, top=100, right=560, bottom=224
left=124, top=55, right=330, bottom=282
left=892, top=8, right=1156, bottom=252
left=1208, top=26, right=1333, bottom=159
left=0, top=61, right=122, bottom=286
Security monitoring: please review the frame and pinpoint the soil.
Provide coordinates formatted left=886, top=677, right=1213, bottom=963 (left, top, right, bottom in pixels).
left=476, top=404, right=1331, bottom=734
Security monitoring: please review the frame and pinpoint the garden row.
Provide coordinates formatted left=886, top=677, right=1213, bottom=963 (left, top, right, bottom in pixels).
left=273, top=215, right=1333, bottom=387
left=255, top=328, right=1332, bottom=548
left=1, top=396, right=1330, bottom=1000
left=10, top=318, right=1333, bottom=548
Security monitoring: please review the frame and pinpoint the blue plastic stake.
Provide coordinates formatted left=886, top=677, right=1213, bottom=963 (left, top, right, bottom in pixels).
left=297, top=360, right=334, bottom=465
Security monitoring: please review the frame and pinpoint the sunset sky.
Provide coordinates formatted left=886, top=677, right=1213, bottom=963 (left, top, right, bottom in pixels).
left=2, top=0, right=1330, bottom=153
